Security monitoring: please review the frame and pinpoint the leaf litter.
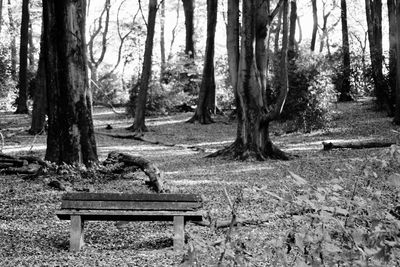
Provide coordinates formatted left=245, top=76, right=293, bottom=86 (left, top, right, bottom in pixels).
left=1, top=100, right=400, bottom=266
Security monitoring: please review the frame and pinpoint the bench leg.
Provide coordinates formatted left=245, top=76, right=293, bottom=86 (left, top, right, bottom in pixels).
left=173, top=216, right=185, bottom=251
left=70, top=215, right=84, bottom=252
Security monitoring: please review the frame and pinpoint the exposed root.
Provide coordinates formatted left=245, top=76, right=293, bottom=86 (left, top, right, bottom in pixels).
left=187, top=112, right=214, bottom=124
left=208, top=140, right=294, bottom=160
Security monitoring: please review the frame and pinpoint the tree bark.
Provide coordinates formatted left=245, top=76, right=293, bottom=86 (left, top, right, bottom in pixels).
left=0, top=0, right=3, bottom=34
left=15, top=0, right=30, bottom=114
left=288, top=0, right=297, bottom=61
left=129, top=0, right=157, bottom=133
left=104, top=152, right=165, bottom=193
left=339, top=0, right=352, bottom=102
left=160, top=0, right=166, bottom=80
left=7, top=0, right=17, bottom=80
left=43, top=0, right=98, bottom=166
left=388, top=0, right=397, bottom=115
left=310, top=0, right=317, bottom=51
left=182, top=0, right=195, bottom=58
left=365, top=0, right=391, bottom=114
left=394, top=0, right=400, bottom=124
left=28, top=20, right=35, bottom=67
left=211, top=0, right=289, bottom=160
left=322, top=140, right=394, bottom=150
left=29, top=24, right=47, bottom=135
left=274, top=6, right=283, bottom=54
left=188, top=0, right=217, bottom=124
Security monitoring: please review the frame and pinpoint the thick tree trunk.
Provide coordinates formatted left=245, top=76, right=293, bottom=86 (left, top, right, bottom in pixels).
left=395, top=1, right=400, bottom=124
left=310, top=0, right=318, bottom=51
left=388, top=0, right=397, bottom=114
left=15, top=0, right=30, bottom=114
left=365, top=0, right=391, bottom=114
left=43, top=0, right=98, bottom=166
left=129, top=0, right=157, bottom=133
left=339, top=0, right=352, bottom=102
left=188, top=0, right=217, bottom=124
left=29, top=26, right=47, bottom=135
left=211, top=0, right=289, bottom=160
left=182, top=0, right=195, bottom=58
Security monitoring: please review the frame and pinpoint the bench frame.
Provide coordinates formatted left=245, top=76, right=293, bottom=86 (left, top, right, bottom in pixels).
left=56, top=193, right=203, bottom=252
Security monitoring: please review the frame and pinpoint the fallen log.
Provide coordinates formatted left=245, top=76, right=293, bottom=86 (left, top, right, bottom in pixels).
left=322, top=140, right=395, bottom=151
left=104, top=151, right=165, bottom=193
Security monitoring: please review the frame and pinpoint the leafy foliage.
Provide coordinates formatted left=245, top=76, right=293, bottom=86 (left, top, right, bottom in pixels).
left=272, top=49, right=336, bottom=132
left=0, top=45, right=17, bottom=111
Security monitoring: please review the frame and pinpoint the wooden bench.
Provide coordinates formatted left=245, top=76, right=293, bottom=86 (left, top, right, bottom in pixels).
left=56, top=192, right=203, bottom=252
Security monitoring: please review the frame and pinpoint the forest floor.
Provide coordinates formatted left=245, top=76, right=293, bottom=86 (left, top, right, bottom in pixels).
left=1, top=99, right=400, bottom=266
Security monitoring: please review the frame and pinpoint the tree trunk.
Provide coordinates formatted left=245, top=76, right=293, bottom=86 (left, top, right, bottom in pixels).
left=28, top=21, right=35, bottom=67
left=388, top=0, right=396, bottom=113
left=288, top=0, right=297, bottom=61
left=182, top=0, right=195, bottom=58
left=310, top=0, right=318, bottom=51
left=394, top=1, right=400, bottom=124
left=365, top=0, right=391, bottom=114
left=274, top=6, right=282, bottom=54
left=87, top=0, right=111, bottom=90
left=29, top=25, right=47, bottom=135
left=0, top=0, right=3, bottom=34
left=319, top=11, right=330, bottom=53
left=211, top=0, right=289, bottom=160
left=7, top=0, right=17, bottom=80
left=160, top=0, right=166, bottom=80
left=339, top=0, right=352, bottom=102
left=188, top=0, right=217, bottom=124
left=129, top=0, right=157, bottom=133
left=15, top=0, right=30, bottom=114
left=43, top=0, right=98, bottom=166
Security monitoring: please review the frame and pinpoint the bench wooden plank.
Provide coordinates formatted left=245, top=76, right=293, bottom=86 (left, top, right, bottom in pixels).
left=61, top=200, right=201, bottom=211
left=56, top=192, right=203, bottom=252
left=56, top=210, right=203, bottom=222
left=62, top=192, right=202, bottom=202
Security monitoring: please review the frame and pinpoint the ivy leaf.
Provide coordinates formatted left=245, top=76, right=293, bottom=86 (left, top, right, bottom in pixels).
left=288, top=171, right=308, bottom=186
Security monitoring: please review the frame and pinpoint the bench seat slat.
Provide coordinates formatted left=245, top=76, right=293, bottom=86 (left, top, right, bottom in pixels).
left=62, top=193, right=202, bottom=202
left=56, top=209, right=203, bottom=222
left=61, top=200, right=201, bottom=211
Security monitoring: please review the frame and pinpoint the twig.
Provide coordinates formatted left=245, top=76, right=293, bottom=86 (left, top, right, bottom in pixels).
left=0, top=131, right=4, bottom=153
left=29, top=127, right=45, bottom=152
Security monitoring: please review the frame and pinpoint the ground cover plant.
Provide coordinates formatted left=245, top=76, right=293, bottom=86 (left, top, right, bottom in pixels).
left=1, top=99, right=400, bottom=266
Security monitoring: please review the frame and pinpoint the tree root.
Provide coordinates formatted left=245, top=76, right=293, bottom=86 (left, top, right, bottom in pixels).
left=208, top=140, right=294, bottom=160
left=187, top=112, right=214, bottom=124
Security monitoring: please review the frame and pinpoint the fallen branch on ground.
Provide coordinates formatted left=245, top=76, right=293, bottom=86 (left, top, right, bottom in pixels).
left=104, top=151, right=166, bottom=193
left=0, top=153, right=49, bottom=175
left=322, top=140, right=395, bottom=151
